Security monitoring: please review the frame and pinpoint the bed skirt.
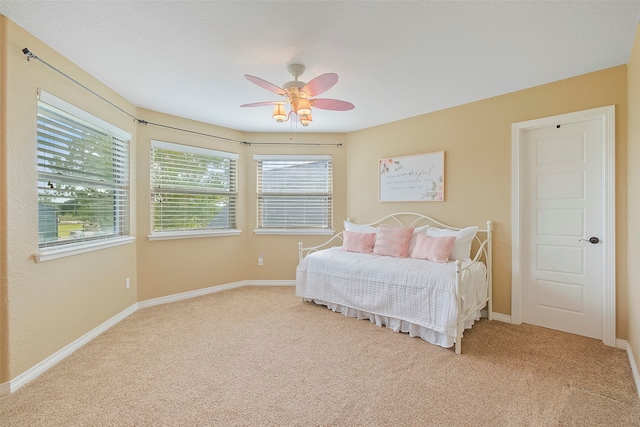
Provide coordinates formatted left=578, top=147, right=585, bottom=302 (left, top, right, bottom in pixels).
left=304, top=298, right=481, bottom=349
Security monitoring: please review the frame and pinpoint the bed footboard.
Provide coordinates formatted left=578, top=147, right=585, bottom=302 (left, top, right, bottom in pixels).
left=454, top=220, right=492, bottom=354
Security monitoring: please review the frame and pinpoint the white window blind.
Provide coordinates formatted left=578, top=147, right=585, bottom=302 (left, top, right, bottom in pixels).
left=255, top=155, right=333, bottom=230
left=151, top=140, right=238, bottom=234
left=37, top=91, right=131, bottom=249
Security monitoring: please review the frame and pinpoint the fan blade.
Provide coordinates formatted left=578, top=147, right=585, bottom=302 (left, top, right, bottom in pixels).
left=301, top=73, right=338, bottom=97
left=240, top=101, right=282, bottom=107
left=245, top=75, right=287, bottom=96
left=311, top=98, right=355, bottom=111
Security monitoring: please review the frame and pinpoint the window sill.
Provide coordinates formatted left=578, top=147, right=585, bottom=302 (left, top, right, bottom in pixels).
left=254, top=229, right=335, bottom=236
left=147, top=230, right=241, bottom=241
left=34, top=236, right=135, bottom=263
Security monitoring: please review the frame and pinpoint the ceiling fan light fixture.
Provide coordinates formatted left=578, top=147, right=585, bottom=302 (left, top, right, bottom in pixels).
left=272, top=104, right=287, bottom=122
left=242, top=64, right=354, bottom=128
left=296, top=98, right=312, bottom=116
left=300, top=113, right=313, bottom=127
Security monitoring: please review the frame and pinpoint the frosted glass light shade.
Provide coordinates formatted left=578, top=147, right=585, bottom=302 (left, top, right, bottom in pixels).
left=272, top=104, right=287, bottom=122
left=300, top=113, right=313, bottom=127
left=296, top=98, right=312, bottom=116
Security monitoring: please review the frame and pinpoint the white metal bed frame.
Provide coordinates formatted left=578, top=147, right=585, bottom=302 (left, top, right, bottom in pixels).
left=297, top=212, right=493, bottom=354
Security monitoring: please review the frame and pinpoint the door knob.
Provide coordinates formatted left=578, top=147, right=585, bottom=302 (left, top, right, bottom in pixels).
left=579, top=237, right=600, bottom=244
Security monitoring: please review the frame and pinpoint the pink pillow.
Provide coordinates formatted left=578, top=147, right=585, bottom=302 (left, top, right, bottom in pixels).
left=410, top=234, right=456, bottom=263
left=426, top=226, right=478, bottom=260
left=342, top=231, right=376, bottom=254
left=372, top=225, right=414, bottom=258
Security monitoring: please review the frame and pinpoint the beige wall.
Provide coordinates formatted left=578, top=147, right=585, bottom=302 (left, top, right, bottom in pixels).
left=627, top=23, right=640, bottom=379
left=0, top=15, right=9, bottom=384
left=135, top=109, right=247, bottom=301
left=1, top=13, right=637, bottom=390
left=1, top=16, right=139, bottom=380
left=345, top=66, right=629, bottom=337
left=135, top=113, right=347, bottom=301
left=240, top=133, right=347, bottom=281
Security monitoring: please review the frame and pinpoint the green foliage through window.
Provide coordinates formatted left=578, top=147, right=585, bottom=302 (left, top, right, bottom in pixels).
left=150, top=140, right=238, bottom=233
left=37, top=92, right=130, bottom=249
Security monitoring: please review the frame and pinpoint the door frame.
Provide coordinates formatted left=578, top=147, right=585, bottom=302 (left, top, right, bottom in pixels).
left=511, top=105, right=616, bottom=347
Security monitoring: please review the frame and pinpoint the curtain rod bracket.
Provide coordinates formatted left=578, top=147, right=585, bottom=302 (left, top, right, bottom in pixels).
left=22, top=47, right=37, bottom=61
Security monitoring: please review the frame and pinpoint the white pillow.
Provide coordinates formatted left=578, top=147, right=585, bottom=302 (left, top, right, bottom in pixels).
left=409, top=224, right=429, bottom=253
left=425, top=226, right=478, bottom=260
left=344, top=220, right=378, bottom=234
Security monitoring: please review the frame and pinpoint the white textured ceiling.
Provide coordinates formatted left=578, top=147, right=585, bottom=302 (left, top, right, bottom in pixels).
left=1, top=1, right=639, bottom=133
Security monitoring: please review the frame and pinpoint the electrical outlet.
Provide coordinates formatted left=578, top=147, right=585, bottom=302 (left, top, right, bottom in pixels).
left=125, top=277, right=130, bottom=289
left=258, top=254, right=264, bottom=266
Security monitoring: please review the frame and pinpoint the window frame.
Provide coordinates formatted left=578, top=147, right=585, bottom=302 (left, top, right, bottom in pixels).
left=148, top=140, right=240, bottom=241
left=34, top=90, right=133, bottom=262
left=254, top=154, right=334, bottom=236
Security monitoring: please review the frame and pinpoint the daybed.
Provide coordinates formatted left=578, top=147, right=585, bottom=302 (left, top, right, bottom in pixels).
left=295, top=212, right=492, bottom=354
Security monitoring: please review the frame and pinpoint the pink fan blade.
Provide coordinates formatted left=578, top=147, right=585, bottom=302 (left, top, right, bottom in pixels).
left=240, top=101, right=281, bottom=107
left=311, top=98, right=355, bottom=111
left=244, top=75, right=287, bottom=96
left=301, top=73, right=338, bottom=97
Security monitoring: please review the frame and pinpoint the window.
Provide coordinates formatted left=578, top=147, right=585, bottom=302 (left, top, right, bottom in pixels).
left=150, top=140, right=238, bottom=238
left=255, top=155, right=333, bottom=234
left=37, top=90, right=131, bottom=251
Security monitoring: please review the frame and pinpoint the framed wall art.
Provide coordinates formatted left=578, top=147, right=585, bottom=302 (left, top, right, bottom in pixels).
left=379, top=151, right=444, bottom=202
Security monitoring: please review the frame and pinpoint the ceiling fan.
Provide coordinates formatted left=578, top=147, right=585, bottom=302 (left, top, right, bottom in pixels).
left=240, top=64, right=354, bottom=127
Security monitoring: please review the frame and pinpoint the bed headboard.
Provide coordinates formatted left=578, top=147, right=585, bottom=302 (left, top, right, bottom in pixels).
left=298, top=212, right=492, bottom=268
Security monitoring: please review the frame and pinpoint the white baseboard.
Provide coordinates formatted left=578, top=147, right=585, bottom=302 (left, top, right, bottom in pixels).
left=4, top=280, right=295, bottom=395
left=4, top=303, right=138, bottom=395
left=617, top=339, right=640, bottom=399
left=244, top=280, right=296, bottom=287
left=630, top=345, right=640, bottom=400
left=491, top=312, right=512, bottom=323
left=138, top=281, right=246, bottom=309
left=138, top=280, right=295, bottom=309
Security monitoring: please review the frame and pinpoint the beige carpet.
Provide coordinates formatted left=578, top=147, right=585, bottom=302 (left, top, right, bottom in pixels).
left=0, top=286, right=638, bottom=426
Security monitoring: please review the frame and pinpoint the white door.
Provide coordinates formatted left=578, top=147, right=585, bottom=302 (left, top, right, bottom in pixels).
left=520, top=118, right=604, bottom=339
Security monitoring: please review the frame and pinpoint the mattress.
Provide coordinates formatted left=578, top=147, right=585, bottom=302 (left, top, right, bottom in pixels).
left=295, top=247, right=487, bottom=340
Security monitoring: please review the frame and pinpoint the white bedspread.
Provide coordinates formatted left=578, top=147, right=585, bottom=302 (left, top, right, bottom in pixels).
left=295, top=247, right=487, bottom=347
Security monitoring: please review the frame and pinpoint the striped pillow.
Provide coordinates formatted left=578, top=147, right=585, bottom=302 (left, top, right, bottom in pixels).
left=372, top=225, right=415, bottom=258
